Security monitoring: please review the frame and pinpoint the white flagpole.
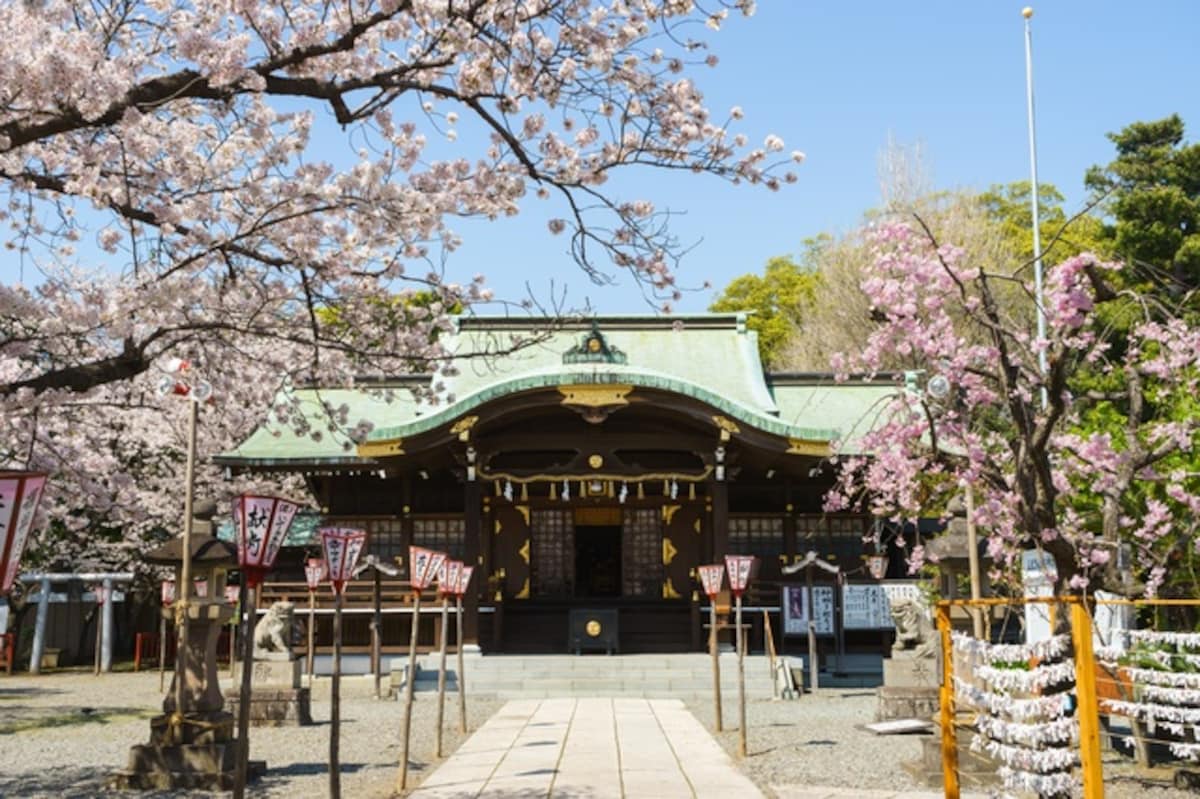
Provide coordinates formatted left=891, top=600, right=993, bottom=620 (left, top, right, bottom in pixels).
left=1023, top=6, right=1049, bottom=409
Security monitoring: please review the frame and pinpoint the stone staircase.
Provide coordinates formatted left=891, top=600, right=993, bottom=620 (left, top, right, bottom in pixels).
left=398, top=653, right=779, bottom=700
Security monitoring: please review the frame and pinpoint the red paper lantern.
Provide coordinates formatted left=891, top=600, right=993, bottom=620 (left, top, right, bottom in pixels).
left=0, top=471, right=48, bottom=595
left=161, top=579, right=175, bottom=607
left=224, top=584, right=240, bottom=604
left=454, top=565, right=475, bottom=598
left=724, top=554, right=756, bottom=598
left=438, top=560, right=463, bottom=597
left=304, top=557, right=327, bottom=591
left=319, top=527, right=366, bottom=596
left=409, top=546, right=446, bottom=591
left=697, top=563, right=725, bottom=599
left=93, top=585, right=110, bottom=605
left=233, top=494, right=302, bottom=587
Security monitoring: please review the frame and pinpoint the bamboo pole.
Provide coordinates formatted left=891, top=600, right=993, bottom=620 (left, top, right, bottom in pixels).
left=936, top=603, right=959, bottom=799
left=372, top=569, right=383, bottom=699
left=307, top=589, right=316, bottom=689
left=965, top=485, right=985, bottom=639
left=174, top=399, right=198, bottom=730
left=330, top=590, right=344, bottom=799
left=233, top=581, right=256, bottom=799
left=397, top=591, right=422, bottom=791
left=806, top=564, right=819, bottom=693
left=710, top=603, right=722, bottom=731
left=736, top=593, right=747, bottom=758
left=435, top=594, right=449, bottom=757
left=456, top=594, right=467, bottom=734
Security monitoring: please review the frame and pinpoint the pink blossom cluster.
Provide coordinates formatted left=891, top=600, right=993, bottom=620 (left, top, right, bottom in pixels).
left=826, top=222, right=1200, bottom=594
left=0, top=1, right=794, bottom=571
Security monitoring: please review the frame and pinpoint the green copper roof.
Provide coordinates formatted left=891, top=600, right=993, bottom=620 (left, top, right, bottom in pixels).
left=218, top=315, right=897, bottom=465
left=768, top=376, right=898, bottom=455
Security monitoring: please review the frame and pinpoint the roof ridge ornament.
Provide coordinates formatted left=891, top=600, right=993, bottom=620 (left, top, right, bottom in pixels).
left=562, top=322, right=627, bottom=365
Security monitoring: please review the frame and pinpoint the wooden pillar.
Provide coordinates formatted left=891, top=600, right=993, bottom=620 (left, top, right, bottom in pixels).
left=463, top=480, right=481, bottom=646
left=711, top=480, right=729, bottom=560
left=783, top=480, right=797, bottom=562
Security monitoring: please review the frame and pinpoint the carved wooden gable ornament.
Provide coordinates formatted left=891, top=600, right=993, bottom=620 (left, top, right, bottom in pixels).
left=562, top=323, right=627, bottom=365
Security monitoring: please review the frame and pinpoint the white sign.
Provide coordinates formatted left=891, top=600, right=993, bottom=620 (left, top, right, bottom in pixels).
left=698, top=564, right=724, bottom=598
left=783, top=585, right=834, bottom=636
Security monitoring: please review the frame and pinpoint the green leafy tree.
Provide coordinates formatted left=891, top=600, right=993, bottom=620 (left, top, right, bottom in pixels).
left=709, top=255, right=818, bottom=368
left=1086, top=115, right=1200, bottom=292
left=979, top=181, right=1111, bottom=265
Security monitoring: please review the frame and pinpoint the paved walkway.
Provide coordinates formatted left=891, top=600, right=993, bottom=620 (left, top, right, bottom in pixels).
left=408, top=697, right=763, bottom=798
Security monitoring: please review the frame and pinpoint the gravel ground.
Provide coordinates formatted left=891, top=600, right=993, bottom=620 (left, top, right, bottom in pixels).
left=685, top=690, right=1194, bottom=799
left=0, top=668, right=502, bottom=798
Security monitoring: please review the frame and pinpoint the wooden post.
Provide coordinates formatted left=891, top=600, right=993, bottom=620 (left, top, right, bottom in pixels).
left=965, top=485, right=985, bottom=639
left=936, top=603, right=959, bottom=799
left=330, top=590, right=343, bottom=799
left=174, top=398, right=199, bottom=727
left=373, top=568, right=383, bottom=699
left=456, top=594, right=467, bottom=734
left=307, top=589, right=316, bottom=689
left=398, top=590, right=422, bottom=791
left=1071, top=600, right=1105, bottom=799
left=736, top=592, right=747, bottom=758
left=93, top=603, right=102, bottom=676
left=228, top=606, right=237, bottom=677
left=435, top=594, right=450, bottom=757
left=158, top=614, right=168, bottom=692
left=710, top=603, right=723, bottom=731
left=806, top=563, right=819, bottom=693
left=233, top=580, right=256, bottom=799
left=762, top=608, right=777, bottom=697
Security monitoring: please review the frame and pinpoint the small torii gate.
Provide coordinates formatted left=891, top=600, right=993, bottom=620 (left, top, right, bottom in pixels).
left=19, top=571, right=135, bottom=674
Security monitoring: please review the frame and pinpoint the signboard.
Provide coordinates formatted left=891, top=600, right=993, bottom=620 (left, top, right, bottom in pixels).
left=697, top=564, right=725, bottom=599
left=455, top=565, right=475, bottom=597
left=409, top=546, right=447, bottom=591
left=782, top=585, right=834, bottom=636
left=439, top=560, right=463, bottom=596
left=724, top=554, right=755, bottom=597
left=783, top=581, right=921, bottom=634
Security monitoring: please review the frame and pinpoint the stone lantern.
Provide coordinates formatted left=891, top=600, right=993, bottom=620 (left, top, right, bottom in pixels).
left=111, top=499, right=245, bottom=790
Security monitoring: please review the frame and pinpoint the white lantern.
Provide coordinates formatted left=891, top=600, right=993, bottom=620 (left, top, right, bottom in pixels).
left=233, top=494, right=302, bottom=587
left=320, top=528, right=366, bottom=595
left=697, top=563, right=726, bottom=599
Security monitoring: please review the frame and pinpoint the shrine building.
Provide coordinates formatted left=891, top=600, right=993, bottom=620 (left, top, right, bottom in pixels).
left=217, top=314, right=900, bottom=656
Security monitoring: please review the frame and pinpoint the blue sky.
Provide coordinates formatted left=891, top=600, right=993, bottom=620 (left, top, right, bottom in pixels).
left=444, top=1, right=1200, bottom=314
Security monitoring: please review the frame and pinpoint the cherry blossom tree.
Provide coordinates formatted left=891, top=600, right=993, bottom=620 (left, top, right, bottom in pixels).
left=826, top=221, right=1200, bottom=596
left=0, top=0, right=795, bottom=570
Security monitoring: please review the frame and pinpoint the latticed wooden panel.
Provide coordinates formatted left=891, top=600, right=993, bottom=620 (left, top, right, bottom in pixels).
left=413, top=516, right=466, bottom=560
left=531, top=509, right=574, bottom=596
left=729, top=515, right=784, bottom=561
left=622, top=508, right=661, bottom=597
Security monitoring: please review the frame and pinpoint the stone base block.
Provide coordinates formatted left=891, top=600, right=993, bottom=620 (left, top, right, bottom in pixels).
left=883, top=656, right=938, bottom=690
left=233, top=657, right=302, bottom=689
left=902, top=731, right=1002, bottom=788
left=224, top=688, right=312, bottom=726
left=875, top=686, right=940, bottom=722
left=109, top=759, right=264, bottom=791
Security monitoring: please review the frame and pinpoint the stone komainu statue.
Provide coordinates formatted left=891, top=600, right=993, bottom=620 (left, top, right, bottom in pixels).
left=253, top=600, right=297, bottom=660
left=889, top=596, right=936, bottom=659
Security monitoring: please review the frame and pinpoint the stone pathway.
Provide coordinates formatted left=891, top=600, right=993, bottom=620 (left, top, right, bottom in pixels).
left=408, top=697, right=763, bottom=798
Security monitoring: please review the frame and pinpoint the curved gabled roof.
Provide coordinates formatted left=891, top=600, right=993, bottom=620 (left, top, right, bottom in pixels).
left=217, top=314, right=899, bottom=467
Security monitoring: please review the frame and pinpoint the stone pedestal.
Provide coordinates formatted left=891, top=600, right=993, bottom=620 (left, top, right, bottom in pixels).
left=226, top=657, right=311, bottom=726
left=110, top=602, right=260, bottom=790
left=901, top=728, right=1002, bottom=788
left=876, top=654, right=939, bottom=721
left=225, top=688, right=312, bottom=727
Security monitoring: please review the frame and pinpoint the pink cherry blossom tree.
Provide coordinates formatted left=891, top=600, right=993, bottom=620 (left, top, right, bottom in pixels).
left=827, top=220, right=1200, bottom=595
left=0, top=0, right=795, bottom=570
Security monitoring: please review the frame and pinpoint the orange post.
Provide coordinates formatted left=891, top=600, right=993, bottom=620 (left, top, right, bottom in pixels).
left=1070, top=601, right=1105, bottom=799
left=936, top=603, right=959, bottom=799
